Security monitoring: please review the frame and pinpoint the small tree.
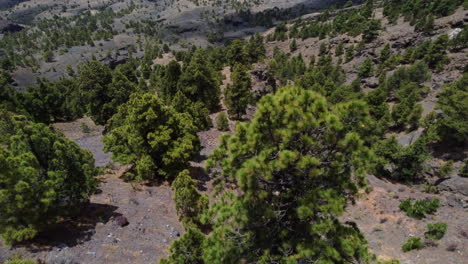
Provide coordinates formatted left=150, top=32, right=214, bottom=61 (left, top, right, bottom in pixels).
left=103, top=93, right=201, bottom=181
left=380, top=43, right=392, bottom=63
left=359, top=58, right=374, bottom=78
left=172, top=170, right=208, bottom=223
left=289, top=39, right=297, bottom=52
left=346, top=44, right=355, bottom=62
left=425, top=34, right=450, bottom=70
left=216, top=112, right=229, bottom=131
left=225, top=64, right=252, bottom=120
left=335, top=41, right=344, bottom=57
left=0, top=115, right=97, bottom=244
left=435, top=74, right=467, bottom=144
left=177, top=50, right=220, bottom=112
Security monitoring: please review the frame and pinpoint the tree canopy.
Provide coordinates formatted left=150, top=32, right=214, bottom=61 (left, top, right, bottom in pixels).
left=200, top=86, right=373, bottom=263
left=103, top=93, right=201, bottom=181
left=0, top=114, right=97, bottom=244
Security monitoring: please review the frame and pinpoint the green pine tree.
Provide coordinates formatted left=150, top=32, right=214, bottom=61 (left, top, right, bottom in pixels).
left=203, top=86, right=373, bottom=263
left=103, top=93, right=201, bottom=181
left=225, top=64, right=252, bottom=120
left=0, top=114, right=97, bottom=244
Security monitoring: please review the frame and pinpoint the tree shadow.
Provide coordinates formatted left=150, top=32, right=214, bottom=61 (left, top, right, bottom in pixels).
left=430, top=142, right=467, bottom=161
left=189, top=166, right=211, bottom=192
left=12, top=203, right=121, bottom=253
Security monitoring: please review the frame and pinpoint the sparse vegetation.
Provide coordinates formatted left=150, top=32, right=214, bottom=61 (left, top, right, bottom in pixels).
left=216, top=112, right=229, bottom=131
left=402, top=237, right=424, bottom=252
left=0, top=0, right=466, bottom=262
left=399, top=199, right=440, bottom=219
left=425, top=222, right=447, bottom=240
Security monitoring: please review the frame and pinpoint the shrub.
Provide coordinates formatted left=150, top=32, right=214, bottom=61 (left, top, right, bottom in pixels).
left=81, top=122, right=91, bottom=133
left=4, top=257, right=37, bottom=264
left=402, top=237, right=424, bottom=252
left=399, top=199, right=440, bottom=219
left=425, top=222, right=447, bottom=240
left=438, top=160, right=454, bottom=178
left=359, top=58, right=374, bottom=78
left=460, top=159, right=468, bottom=177
left=216, top=112, right=229, bottom=131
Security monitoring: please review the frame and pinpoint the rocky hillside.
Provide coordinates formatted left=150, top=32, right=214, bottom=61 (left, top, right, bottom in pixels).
left=0, top=0, right=467, bottom=264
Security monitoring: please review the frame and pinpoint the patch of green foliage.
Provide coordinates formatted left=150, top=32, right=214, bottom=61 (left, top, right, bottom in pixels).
left=225, top=64, right=252, bottom=120
left=0, top=114, right=97, bottom=244
left=402, top=237, right=424, bottom=252
left=425, top=222, right=447, bottom=240
left=438, top=161, right=454, bottom=178
left=103, top=93, right=201, bottom=181
left=399, top=199, right=440, bottom=219
left=172, top=170, right=208, bottom=226
left=216, top=112, right=229, bottom=131
left=383, top=0, right=464, bottom=29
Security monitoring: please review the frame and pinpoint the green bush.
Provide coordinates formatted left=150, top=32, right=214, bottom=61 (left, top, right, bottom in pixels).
left=402, top=237, right=424, bottom=252
left=460, top=159, right=468, bottom=177
left=399, top=199, right=440, bottom=219
left=425, top=222, right=447, bottom=240
left=216, top=112, right=229, bottom=131
left=438, top=160, right=454, bottom=178
left=81, top=122, right=91, bottom=133
left=4, top=257, right=37, bottom=264
left=359, top=58, right=374, bottom=78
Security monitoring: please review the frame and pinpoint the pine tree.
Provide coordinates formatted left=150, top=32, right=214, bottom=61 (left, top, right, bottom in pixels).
left=425, top=34, right=450, bottom=70
left=77, top=60, right=113, bottom=125
left=226, top=39, right=248, bottom=66
left=160, top=228, right=205, bottom=264
left=345, top=44, right=355, bottom=62
left=380, top=43, right=392, bottom=63
left=103, top=93, right=201, bottom=181
left=359, top=58, right=374, bottom=78
left=172, top=170, right=208, bottom=223
left=0, top=114, right=97, bottom=244
left=171, top=91, right=212, bottom=131
left=216, top=112, right=229, bottom=131
left=177, top=50, right=220, bottom=112
left=289, top=39, right=297, bottom=52
left=335, top=41, right=344, bottom=57
left=435, top=73, right=468, bottom=143
left=203, top=86, right=373, bottom=263
left=160, top=60, right=182, bottom=103
left=225, top=64, right=252, bottom=120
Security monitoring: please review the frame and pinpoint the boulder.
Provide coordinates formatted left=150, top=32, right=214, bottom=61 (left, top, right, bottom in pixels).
left=114, top=216, right=129, bottom=227
left=439, top=177, right=468, bottom=196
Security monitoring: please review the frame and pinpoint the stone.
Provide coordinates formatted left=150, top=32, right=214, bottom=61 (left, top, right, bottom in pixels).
left=170, top=227, right=180, bottom=237
left=114, top=216, right=129, bottom=227
left=439, top=177, right=468, bottom=196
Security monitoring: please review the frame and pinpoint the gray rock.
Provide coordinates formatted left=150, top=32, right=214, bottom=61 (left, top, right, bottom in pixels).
left=365, top=77, right=379, bottom=88
left=170, top=227, right=180, bottom=237
left=114, top=216, right=129, bottom=227
left=439, top=177, right=468, bottom=196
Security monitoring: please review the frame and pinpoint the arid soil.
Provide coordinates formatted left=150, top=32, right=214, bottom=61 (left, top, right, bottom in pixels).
left=0, top=3, right=467, bottom=264
left=344, top=175, right=468, bottom=263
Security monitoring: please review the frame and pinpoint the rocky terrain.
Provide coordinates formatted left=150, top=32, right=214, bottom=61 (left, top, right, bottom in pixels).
left=0, top=0, right=467, bottom=263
